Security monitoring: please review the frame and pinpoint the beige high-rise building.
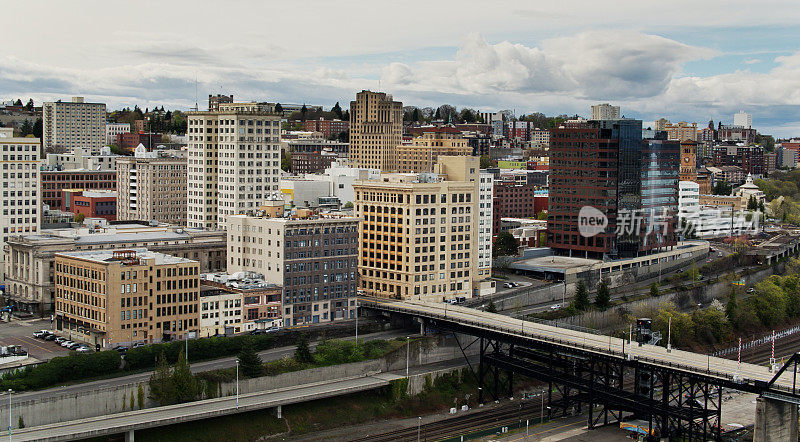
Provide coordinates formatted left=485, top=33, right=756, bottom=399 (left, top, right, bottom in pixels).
left=349, top=91, right=403, bottom=171
left=54, top=249, right=200, bottom=348
left=590, top=103, right=620, bottom=120
left=397, top=127, right=472, bottom=173
left=187, top=102, right=282, bottom=230
left=43, top=97, right=107, bottom=154
left=665, top=121, right=698, bottom=141
left=654, top=118, right=670, bottom=131
left=117, top=145, right=187, bottom=225
left=0, top=128, right=41, bottom=282
left=354, top=156, right=492, bottom=301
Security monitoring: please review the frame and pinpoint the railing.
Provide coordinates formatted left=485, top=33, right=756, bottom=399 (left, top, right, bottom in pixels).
left=363, top=301, right=800, bottom=398
left=711, top=325, right=800, bottom=357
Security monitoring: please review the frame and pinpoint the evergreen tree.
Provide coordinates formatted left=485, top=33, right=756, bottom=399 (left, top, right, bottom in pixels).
left=595, top=280, right=611, bottom=310
left=13, top=99, right=21, bottom=106
left=148, top=351, right=174, bottom=405
left=294, top=333, right=314, bottom=364
left=650, top=282, right=660, bottom=298
left=25, top=99, right=33, bottom=111
left=275, top=103, right=283, bottom=114
left=238, top=338, right=264, bottom=378
left=300, top=104, right=308, bottom=121
left=725, top=288, right=739, bottom=325
left=486, top=300, right=498, bottom=313
left=493, top=231, right=519, bottom=256
left=331, top=102, right=343, bottom=119
left=171, top=350, right=201, bottom=404
left=411, top=108, right=420, bottom=122
left=574, top=281, right=590, bottom=311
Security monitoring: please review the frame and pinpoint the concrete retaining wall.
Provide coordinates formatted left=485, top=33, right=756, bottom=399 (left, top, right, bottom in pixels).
left=8, top=335, right=474, bottom=429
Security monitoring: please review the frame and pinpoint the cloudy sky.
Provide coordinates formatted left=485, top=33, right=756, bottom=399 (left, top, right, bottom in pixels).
left=4, top=0, right=800, bottom=136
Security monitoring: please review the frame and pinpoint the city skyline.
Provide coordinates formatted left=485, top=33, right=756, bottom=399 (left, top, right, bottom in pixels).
left=3, top=1, right=800, bottom=136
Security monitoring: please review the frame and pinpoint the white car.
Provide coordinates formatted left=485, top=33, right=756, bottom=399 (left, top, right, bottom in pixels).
left=60, top=340, right=75, bottom=348
left=550, top=304, right=562, bottom=310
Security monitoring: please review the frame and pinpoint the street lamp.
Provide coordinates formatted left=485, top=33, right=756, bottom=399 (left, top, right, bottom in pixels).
left=417, top=416, right=421, bottom=442
left=236, top=360, right=239, bottom=409
left=354, top=298, right=359, bottom=345
left=7, top=389, right=11, bottom=442
left=406, top=337, right=410, bottom=378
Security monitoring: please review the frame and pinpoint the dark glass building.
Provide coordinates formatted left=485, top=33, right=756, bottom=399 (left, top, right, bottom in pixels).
left=547, top=119, right=678, bottom=259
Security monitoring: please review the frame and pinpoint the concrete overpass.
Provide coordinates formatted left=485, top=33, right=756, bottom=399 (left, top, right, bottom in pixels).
left=13, top=374, right=402, bottom=442
left=363, top=298, right=800, bottom=441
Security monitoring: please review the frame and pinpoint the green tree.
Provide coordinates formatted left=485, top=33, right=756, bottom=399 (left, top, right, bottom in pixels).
left=13, top=99, right=21, bottom=106
left=594, top=280, right=611, bottom=310
left=300, top=104, right=308, bottom=121
left=692, top=308, right=731, bottom=345
left=274, top=103, right=283, bottom=114
left=748, top=279, right=787, bottom=326
left=25, top=98, right=33, bottom=111
left=75, top=213, right=85, bottom=223
left=281, top=151, right=291, bottom=172
left=748, top=195, right=758, bottom=211
left=237, top=338, right=264, bottom=378
left=479, top=155, right=494, bottom=169
left=331, top=102, right=343, bottom=119
left=294, top=333, right=314, bottom=364
left=574, top=281, right=590, bottom=311
left=725, top=288, right=738, bottom=324
left=171, top=350, right=201, bottom=404
left=148, top=351, right=174, bottom=406
left=712, top=180, right=732, bottom=196
left=486, top=300, right=498, bottom=313
left=493, top=231, right=519, bottom=256
left=653, top=305, right=695, bottom=349
left=137, top=384, right=145, bottom=409
left=343, top=201, right=354, bottom=209
left=650, top=282, right=660, bottom=298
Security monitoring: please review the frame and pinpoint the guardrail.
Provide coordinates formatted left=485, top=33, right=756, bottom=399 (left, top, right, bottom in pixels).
left=363, top=301, right=800, bottom=397
left=711, top=325, right=800, bottom=357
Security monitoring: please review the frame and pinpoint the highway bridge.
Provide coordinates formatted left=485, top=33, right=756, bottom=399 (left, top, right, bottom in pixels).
left=363, top=298, right=800, bottom=441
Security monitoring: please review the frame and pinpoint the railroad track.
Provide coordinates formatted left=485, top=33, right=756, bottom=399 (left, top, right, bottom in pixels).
left=351, top=399, right=545, bottom=442
left=722, top=331, right=800, bottom=366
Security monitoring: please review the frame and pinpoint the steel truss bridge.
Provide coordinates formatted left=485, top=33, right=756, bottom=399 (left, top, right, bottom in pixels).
left=362, top=298, right=800, bottom=441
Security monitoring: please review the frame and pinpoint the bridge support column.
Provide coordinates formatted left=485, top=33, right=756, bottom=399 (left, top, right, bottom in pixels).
left=415, top=317, right=426, bottom=335
left=754, top=396, right=798, bottom=442
left=124, top=429, right=135, bottom=442
left=272, top=405, right=282, bottom=419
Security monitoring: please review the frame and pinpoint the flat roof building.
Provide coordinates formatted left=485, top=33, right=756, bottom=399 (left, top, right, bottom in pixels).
left=42, top=97, right=106, bottom=154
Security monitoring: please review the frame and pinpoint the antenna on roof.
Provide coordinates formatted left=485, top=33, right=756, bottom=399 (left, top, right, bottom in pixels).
left=194, top=72, right=198, bottom=112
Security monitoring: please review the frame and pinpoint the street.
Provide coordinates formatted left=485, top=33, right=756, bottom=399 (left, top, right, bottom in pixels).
left=0, top=317, right=70, bottom=361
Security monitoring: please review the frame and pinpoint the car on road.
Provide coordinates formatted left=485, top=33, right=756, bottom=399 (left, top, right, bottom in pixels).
left=503, top=282, right=513, bottom=288
left=33, top=330, right=51, bottom=339
left=132, top=342, right=145, bottom=349
left=550, top=304, right=562, bottom=310
left=75, top=346, right=93, bottom=353
left=114, top=346, right=129, bottom=353
left=509, top=282, right=519, bottom=287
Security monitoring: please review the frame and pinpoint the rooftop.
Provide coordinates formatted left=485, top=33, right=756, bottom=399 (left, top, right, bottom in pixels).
left=56, top=248, right=196, bottom=266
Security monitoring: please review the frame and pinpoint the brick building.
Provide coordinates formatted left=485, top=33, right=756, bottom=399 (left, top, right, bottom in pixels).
left=41, top=169, right=117, bottom=211
left=302, top=118, right=349, bottom=139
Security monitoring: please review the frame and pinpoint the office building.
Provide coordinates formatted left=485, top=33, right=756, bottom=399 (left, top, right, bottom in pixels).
left=187, top=102, right=282, bottom=229
left=105, top=122, right=130, bottom=145
left=41, top=169, right=116, bottom=211
left=116, top=132, right=162, bottom=153
left=590, top=103, right=620, bottom=120
left=208, top=94, right=233, bottom=111
left=54, top=249, right=200, bottom=348
left=290, top=150, right=340, bottom=175
left=302, top=118, right=349, bottom=139
left=64, top=190, right=117, bottom=221
left=0, top=128, right=41, bottom=281
left=665, top=121, right=698, bottom=141
left=397, top=126, right=472, bottom=173
left=734, top=111, right=752, bottom=129
left=201, top=271, right=282, bottom=333
left=116, top=145, right=187, bottom=225
left=492, top=180, right=546, bottom=234
left=198, top=284, right=242, bottom=337
left=354, top=156, right=492, bottom=301
left=226, top=211, right=359, bottom=326
left=349, top=91, right=403, bottom=171
left=548, top=119, right=678, bottom=259
left=4, top=223, right=226, bottom=314
left=44, top=146, right=119, bottom=171
left=477, top=172, right=493, bottom=277
left=42, top=97, right=106, bottom=154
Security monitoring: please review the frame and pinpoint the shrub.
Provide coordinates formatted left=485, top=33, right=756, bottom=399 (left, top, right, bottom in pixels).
left=0, top=350, right=121, bottom=392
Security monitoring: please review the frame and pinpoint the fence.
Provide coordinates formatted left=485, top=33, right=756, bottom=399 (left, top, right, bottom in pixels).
left=712, top=325, right=800, bottom=357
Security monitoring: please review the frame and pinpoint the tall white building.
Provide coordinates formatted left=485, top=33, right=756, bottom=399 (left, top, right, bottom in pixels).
left=590, top=103, right=620, bottom=120
left=478, top=172, right=494, bottom=278
left=734, top=111, right=752, bottom=129
left=42, top=97, right=106, bottom=154
left=0, top=128, right=41, bottom=279
left=105, top=122, right=131, bottom=145
left=187, top=102, right=282, bottom=229
left=44, top=146, right=120, bottom=171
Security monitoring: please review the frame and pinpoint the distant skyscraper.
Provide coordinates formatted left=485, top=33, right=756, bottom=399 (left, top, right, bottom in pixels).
left=590, top=103, right=620, bottom=120
left=42, top=97, right=106, bottom=154
left=349, top=91, right=403, bottom=171
left=654, top=118, right=669, bottom=131
left=187, top=102, right=282, bottom=229
left=734, top=110, right=752, bottom=129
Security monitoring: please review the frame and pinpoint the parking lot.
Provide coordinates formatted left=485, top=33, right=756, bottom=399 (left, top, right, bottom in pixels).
left=0, top=317, right=70, bottom=361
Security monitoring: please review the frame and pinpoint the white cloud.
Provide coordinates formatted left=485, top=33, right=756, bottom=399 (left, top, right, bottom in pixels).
left=744, top=58, right=761, bottom=64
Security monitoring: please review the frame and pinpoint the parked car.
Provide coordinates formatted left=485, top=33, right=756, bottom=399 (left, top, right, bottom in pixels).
left=33, top=330, right=50, bottom=339
left=132, top=342, right=145, bottom=348
left=43, top=334, right=57, bottom=341
left=75, top=346, right=93, bottom=353
left=54, top=337, right=67, bottom=344
left=60, top=340, right=75, bottom=348
left=114, top=346, right=129, bottom=353
left=66, top=342, right=81, bottom=350
left=250, top=329, right=267, bottom=335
